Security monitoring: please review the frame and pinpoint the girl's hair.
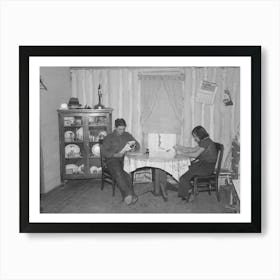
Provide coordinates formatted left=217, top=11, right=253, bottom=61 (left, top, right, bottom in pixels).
left=192, top=126, right=209, bottom=140
left=115, top=118, right=127, bottom=127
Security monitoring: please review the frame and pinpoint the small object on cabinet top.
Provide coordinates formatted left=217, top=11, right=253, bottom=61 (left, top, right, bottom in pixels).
left=68, top=97, right=82, bottom=109
left=60, top=103, right=68, bottom=110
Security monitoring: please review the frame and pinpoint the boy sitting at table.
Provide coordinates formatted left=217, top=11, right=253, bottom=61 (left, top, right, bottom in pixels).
left=101, top=118, right=140, bottom=205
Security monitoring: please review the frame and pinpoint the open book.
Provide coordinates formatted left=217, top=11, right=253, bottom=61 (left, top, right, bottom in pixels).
left=120, top=140, right=136, bottom=154
left=148, top=133, right=176, bottom=159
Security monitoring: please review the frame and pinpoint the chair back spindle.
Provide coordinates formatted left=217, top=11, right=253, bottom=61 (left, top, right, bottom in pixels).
left=214, top=143, right=224, bottom=177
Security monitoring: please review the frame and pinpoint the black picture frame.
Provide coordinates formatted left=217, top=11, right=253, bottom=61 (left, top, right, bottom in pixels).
left=20, top=46, right=261, bottom=233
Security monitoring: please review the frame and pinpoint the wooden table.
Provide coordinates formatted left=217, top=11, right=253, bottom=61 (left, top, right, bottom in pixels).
left=124, top=153, right=191, bottom=200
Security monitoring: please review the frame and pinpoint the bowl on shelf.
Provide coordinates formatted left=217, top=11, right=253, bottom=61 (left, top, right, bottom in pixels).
left=65, top=164, right=78, bottom=174
left=64, top=131, right=75, bottom=142
left=90, top=166, right=101, bottom=174
left=74, top=118, right=82, bottom=126
left=64, top=117, right=75, bottom=126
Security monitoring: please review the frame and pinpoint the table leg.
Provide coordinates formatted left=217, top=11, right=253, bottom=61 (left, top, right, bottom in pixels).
left=152, top=168, right=168, bottom=201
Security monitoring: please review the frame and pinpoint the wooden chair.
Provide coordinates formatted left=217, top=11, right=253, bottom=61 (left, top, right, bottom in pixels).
left=99, top=142, right=117, bottom=196
left=192, top=143, right=224, bottom=201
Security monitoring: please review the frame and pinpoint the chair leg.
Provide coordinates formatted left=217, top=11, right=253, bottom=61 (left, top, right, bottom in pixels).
left=193, top=183, right=198, bottom=197
left=112, top=181, right=116, bottom=197
left=215, top=184, right=220, bottom=202
left=208, top=184, right=211, bottom=195
left=131, top=172, right=134, bottom=186
left=216, top=191, right=220, bottom=201
left=101, top=176, right=105, bottom=190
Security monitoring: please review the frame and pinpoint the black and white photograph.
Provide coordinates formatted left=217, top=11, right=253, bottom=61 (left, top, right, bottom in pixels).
left=0, top=0, right=280, bottom=280
left=19, top=46, right=260, bottom=232
left=4, top=1, right=280, bottom=279
left=40, top=66, right=241, bottom=214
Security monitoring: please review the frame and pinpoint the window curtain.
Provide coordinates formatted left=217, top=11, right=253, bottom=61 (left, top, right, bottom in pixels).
left=140, top=75, right=184, bottom=145
left=140, top=77, right=162, bottom=131
left=161, top=78, right=184, bottom=123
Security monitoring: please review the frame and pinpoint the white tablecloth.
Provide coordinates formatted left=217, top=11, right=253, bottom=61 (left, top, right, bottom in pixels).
left=124, top=153, right=191, bottom=181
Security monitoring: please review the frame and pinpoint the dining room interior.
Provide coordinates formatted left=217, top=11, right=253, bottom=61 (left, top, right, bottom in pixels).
left=40, top=66, right=240, bottom=213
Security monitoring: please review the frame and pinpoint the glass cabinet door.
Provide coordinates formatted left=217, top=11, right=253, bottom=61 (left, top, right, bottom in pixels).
left=63, top=115, right=86, bottom=177
left=87, top=114, right=109, bottom=178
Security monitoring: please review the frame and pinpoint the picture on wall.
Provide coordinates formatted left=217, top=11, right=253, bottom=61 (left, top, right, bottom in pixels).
left=20, top=46, right=261, bottom=233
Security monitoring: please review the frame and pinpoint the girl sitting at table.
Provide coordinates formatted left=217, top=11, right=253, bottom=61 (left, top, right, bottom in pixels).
left=174, top=126, right=218, bottom=202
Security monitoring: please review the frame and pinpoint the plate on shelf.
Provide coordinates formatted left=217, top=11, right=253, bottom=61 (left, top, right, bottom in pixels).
left=76, top=127, right=83, bottom=141
left=65, top=164, right=78, bottom=174
left=64, top=131, right=75, bottom=142
left=91, top=144, right=100, bottom=157
left=65, top=144, right=80, bottom=158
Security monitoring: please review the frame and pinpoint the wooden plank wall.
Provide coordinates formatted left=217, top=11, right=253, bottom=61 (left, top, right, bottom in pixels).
left=182, top=67, right=240, bottom=167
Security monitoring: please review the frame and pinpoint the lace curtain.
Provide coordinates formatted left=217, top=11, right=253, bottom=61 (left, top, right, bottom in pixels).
left=140, top=75, right=184, bottom=138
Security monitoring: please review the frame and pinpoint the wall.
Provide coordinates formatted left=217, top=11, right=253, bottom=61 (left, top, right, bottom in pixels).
left=183, top=67, right=240, bottom=167
left=40, top=67, right=71, bottom=193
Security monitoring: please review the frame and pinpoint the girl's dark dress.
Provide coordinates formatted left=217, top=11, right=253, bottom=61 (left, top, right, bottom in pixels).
left=178, top=137, right=218, bottom=198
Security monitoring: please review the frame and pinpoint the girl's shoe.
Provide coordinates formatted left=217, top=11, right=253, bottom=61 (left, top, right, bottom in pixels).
left=124, top=195, right=138, bottom=205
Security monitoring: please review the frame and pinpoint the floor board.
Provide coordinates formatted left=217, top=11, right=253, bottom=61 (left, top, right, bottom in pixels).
left=40, top=180, right=236, bottom=213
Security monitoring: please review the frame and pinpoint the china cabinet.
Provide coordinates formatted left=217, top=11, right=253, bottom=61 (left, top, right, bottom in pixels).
left=57, top=108, right=113, bottom=182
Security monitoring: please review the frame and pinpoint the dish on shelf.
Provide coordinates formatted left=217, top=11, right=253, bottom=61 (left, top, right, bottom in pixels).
left=64, top=131, right=75, bottom=142
left=90, top=166, right=102, bottom=174
left=88, top=116, right=107, bottom=126
left=65, top=164, right=78, bottom=174
left=65, top=144, right=81, bottom=158
left=76, top=127, right=83, bottom=141
left=77, top=164, right=84, bottom=174
left=74, top=118, right=82, bottom=125
left=64, top=117, right=82, bottom=126
left=91, top=144, right=100, bottom=157
left=64, top=117, right=75, bottom=126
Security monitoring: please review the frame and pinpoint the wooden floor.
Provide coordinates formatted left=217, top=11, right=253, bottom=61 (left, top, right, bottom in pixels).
left=40, top=180, right=237, bottom=213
